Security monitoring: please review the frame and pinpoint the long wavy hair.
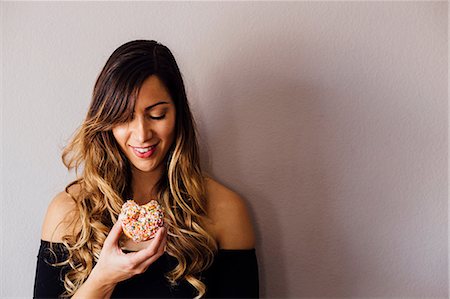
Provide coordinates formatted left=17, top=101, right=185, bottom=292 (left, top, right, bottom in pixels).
left=50, top=40, right=218, bottom=298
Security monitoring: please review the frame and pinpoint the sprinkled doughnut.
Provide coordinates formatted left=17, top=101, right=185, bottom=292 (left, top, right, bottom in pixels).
left=118, top=199, right=165, bottom=242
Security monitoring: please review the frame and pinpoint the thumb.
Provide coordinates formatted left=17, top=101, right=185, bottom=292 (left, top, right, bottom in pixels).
left=104, top=219, right=123, bottom=250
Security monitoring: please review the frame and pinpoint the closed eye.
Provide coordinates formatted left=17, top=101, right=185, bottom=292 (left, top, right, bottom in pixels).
left=150, top=114, right=166, bottom=120
left=130, top=113, right=166, bottom=121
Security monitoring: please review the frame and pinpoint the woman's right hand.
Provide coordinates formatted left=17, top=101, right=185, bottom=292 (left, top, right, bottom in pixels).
left=89, top=219, right=168, bottom=287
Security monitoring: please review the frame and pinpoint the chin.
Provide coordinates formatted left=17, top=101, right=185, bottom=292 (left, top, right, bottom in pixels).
left=133, top=161, right=163, bottom=172
left=134, top=164, right=156, bottom=172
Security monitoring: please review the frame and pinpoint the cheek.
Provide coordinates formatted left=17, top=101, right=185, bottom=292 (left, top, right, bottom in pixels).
left=161, top=119, right=176, bottom=141
left=112, top=126, right=128, bottom=147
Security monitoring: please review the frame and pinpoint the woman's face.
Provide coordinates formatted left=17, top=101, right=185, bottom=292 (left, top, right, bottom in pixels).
left=112, top=75, right=176, bottom=174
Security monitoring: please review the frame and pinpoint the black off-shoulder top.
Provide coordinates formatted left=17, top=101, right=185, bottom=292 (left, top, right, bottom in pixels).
left=34, top=240, right=259, bottom=298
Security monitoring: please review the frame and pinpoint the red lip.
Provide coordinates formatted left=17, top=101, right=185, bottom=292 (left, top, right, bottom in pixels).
left=131, top=144, right=157, bottom=159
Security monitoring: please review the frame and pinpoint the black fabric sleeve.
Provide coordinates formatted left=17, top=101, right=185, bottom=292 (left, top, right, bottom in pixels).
left=33, top=240, right=70, bottom=298
left=205, top=249, right=260, bottom=298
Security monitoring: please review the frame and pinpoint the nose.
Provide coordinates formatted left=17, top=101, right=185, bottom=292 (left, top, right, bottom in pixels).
left=131, top=115, right=153, bottom=143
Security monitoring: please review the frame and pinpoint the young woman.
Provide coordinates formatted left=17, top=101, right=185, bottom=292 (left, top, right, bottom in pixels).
left=33, top=40, right=259, bottom=298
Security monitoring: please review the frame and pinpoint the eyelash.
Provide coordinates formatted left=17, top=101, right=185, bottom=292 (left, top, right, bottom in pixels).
left=131, top=114, right=166, bottom=120
left=151, top=115, right=166, bottom=120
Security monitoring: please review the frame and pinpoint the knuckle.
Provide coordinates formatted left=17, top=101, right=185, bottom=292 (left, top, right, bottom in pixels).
left=136, top=266, right=146, bottom=274
left=125, top=263, right=137, bottom=272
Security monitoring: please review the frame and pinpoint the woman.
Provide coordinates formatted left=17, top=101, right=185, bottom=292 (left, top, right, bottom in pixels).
left=34, top=40, right=259, bottom=298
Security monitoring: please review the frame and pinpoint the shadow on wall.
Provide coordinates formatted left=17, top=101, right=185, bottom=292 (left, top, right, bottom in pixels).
left=196, top=34, right=365, bottom=297
left=196, top=35, right=320, bottom=298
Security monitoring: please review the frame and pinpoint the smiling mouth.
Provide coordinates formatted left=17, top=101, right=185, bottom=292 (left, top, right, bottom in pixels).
left=133, top=145, right=156, bottom=153
left=130, top=143, right=158, bottom=153
left=130, top=145, right=157, bottom=158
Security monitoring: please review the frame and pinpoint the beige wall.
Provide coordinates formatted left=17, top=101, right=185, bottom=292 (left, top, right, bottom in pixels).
left=1, top=2, right=448, bottom=298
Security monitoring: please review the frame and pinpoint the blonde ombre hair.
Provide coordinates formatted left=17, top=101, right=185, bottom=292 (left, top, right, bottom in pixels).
left=49, top=40, right=218, bottom=298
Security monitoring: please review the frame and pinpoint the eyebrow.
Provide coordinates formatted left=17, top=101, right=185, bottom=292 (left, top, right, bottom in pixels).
left=144, top=101, right=170, bottom=111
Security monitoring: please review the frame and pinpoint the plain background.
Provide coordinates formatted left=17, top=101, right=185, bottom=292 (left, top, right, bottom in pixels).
left=1, top=1, right=448, bottom=298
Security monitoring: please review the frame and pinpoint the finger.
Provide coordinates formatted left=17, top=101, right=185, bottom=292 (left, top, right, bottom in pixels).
left=154, top=230, right=167, bottom=255
left=151, top=230, right=167, bottom=259
left=159, top=229, right=167, bottom=252
left=103, top=219, right=123, bottom=250
left=130, top=227, right=166, bottom=264
left=140, top=233, right=167, bottom=271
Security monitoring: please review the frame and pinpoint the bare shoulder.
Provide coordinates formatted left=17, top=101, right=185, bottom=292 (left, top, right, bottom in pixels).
left=41, top=183, right=81, bottom=242
left=204, top=176, right=256, bottom=250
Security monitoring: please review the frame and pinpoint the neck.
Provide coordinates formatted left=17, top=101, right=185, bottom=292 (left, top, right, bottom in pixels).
left=129, top=166, right=164, bottom=205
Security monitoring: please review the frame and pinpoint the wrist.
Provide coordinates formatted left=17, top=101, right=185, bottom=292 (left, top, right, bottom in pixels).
left=89, top=266, right=117, bottom=291
left=72, top=266, right=116, bottom=299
